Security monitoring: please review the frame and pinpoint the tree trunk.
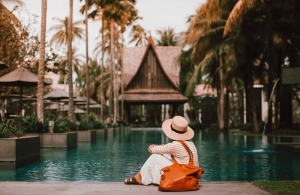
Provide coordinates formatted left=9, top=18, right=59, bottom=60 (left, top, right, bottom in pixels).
left=280, top=85, right=293, bottom=127
left=224, top=88, right=229, bottom=128
left=217, top=49, right=225, bottom=130
left=110, top=21, right=117, bottom=123
left=67, top=0, right=75, bottom=122
left=85, top=0, right=89, bottom=119
left=100, top=9, right=105, bottom=122
left=120, top=33, right=124, bottom=121
left=244, top=72, right=260, bottom=132
left=37, top=0, right=47, bottom=122
left=247, top=88, right=260, bottom=131
left=109, top=22, right=114, bottom=122
left=113, top=25, right=118, bottom=123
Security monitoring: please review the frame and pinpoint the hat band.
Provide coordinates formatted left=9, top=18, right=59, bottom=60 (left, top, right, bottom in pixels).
left=170, top=124, right=185, bottom=134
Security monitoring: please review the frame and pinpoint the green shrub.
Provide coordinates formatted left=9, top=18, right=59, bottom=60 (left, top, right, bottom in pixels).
left=78, top=119, right=92, bottom=130
left=21, top=115, right=46, bottom=133
left=43, top=118, right=50, bottom=133
left=189, top=121, right=207, bottom=130
left=93, top=120, right=104, bottom=129
left=106, top=122, right=118, bottom=128
left=237, top=123, right=252, bottom=131
left=0, top=120, right=25, bottom=138
left=77, top=114, right=104, bottom=130
left=78, top=115, right=93, bottom=130
left=54, top=118, right=76, bottom=133
left=205, top=123, right=219, bottom=130
left=117, top=120, right=128, bottom=127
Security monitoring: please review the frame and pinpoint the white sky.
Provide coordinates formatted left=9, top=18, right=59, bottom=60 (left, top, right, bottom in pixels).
left=9, top=0, right=205, bottom=59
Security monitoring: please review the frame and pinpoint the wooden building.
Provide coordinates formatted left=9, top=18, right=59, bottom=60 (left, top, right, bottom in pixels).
left=122, top=38, right=188, bottom=125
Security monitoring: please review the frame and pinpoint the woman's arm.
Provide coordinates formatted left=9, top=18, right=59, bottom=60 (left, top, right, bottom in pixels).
left=148, top=143, right=174, bottom=154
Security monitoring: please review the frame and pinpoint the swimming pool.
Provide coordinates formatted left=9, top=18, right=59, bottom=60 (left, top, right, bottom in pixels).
left=0, top=128, right=299, bottom=181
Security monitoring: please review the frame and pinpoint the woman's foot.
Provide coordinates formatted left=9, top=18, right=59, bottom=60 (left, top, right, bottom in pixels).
left=124, top=176, right=141, bottom=185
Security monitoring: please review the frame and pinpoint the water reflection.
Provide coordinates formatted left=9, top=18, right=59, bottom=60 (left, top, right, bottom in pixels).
left=0, top=129, right=299, bottom=182
left=199, top=131, right=300, bottom=181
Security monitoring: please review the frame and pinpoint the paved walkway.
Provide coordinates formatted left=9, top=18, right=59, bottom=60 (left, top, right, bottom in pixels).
left=0, top=182, right=270, bottom=195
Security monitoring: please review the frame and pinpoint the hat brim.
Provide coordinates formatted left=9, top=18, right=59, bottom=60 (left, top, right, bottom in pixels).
left=162, top=119, right=194, bottom=141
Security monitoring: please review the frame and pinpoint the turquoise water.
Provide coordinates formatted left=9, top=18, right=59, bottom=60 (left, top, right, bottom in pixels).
left=0, top=129, right=300, bottom=181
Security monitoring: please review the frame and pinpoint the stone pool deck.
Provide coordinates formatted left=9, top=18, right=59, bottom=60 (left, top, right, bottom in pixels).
left=0, top=182, right=270, bottom=195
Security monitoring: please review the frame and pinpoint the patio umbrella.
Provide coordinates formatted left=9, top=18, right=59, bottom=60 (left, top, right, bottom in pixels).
left=46, top=103, right=86, bottom=114
left=45, top=102, right=65, bottom=110
left=44, top=88, right=69, bottom=100
left=0, top=67, right=49, bottom=115
left=85, top=103, right=101, bottom=108
left=0, top=93, right=31, bottom=100
left=60, top=105, right=86, bottom=114
left=76, top=97, right=98, bottom=105
left=61, top=95, right=86, bottom=104
left=44, top=88, right=75, bottom=112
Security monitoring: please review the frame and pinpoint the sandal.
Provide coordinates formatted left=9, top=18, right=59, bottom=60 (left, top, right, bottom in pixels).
left=124, top=176, right=141, bottom=185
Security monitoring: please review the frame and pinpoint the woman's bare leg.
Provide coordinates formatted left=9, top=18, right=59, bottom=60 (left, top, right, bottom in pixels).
left=134, top=171, right=142, bottom=183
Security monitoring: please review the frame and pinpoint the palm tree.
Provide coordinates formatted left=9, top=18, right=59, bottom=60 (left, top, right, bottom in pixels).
left=37, top=0, right=47, bottom=122
left=49, top=17, right=84, bottom=47
left=82, top=2, right=110, bottom=122
left=58, top=48, right=83, bottom=88
left=92, top=14, right=110, bottom=122
left=67, top=0, right=74, bottom=122
left=104, top=1, right=141, bottom=122
left=100, top=14, right=109, bottom=122
left=84, top=0, right=90, bottom=118
left=224, top=0, right=300, bottom=130
left=76, top=58, right=110, bottom=105
left=100, top=0, right=139, bottom=123
left=83, top=0, right=139, bottom=122
left=156, top=27, right=179, bottom=46
left=128, top=24, right=148, bottom=46
left=49, top=16, right=85, bottom=117
left=183, top=0, right=238, bottom=130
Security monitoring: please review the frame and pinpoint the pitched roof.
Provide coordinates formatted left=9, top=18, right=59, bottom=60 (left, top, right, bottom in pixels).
left=123, top=41, right=182, bottom=88
left=122, top=39, right=188, bottom=103
left=122, top=92, right=188, bottom=103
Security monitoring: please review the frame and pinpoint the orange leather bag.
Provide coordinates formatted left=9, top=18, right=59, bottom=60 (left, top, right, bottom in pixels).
left=159, top=140, right=204, bottom=191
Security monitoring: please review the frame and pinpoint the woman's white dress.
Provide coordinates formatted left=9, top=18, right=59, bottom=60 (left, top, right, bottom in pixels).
left=140, top=141, right=199, bottom=185
left=140, top=154, right=172, bottom=185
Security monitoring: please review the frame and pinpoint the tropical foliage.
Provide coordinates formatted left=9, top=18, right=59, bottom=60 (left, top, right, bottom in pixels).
left=0, top=120, right=25, bottom=138
left=128, top=24, right=148, bottom=46
left=49, top=17, right=84, bottom=47
left=75, top=58, right=110, bottom=107
left=54, top=117, right=76, bottom=133
left=82, top=0, right=139, bottom=123
left=21, top=115, right=48, bottom=133
left=156, top=27, right=179, bottom=46
left=180, top=0, right=300, bottom=131
left=0, top=11, right=41, bottom=71
left=77, top=114, right=104, bottom=130
left=182, top=0, right=238, bottom=130
left=1, top=0, right=299, bottom=132
left=224, top=0, right=300, bottom=131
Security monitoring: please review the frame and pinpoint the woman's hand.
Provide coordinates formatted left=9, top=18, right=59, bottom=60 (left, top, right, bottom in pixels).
left=148, top=144, right=156, bottom=154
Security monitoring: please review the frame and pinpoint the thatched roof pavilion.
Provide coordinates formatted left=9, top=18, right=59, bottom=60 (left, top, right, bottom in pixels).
left=122, top=37, right=188, bottom=124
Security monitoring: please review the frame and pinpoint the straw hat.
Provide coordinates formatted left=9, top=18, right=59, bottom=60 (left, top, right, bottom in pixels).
left=162, top=116, right=194, bottom=141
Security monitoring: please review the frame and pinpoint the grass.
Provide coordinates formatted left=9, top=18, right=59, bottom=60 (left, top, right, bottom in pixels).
left=252, top=181, right=300, bottom=195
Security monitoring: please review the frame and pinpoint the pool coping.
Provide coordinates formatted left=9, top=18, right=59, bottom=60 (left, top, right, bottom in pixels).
left=0, top=181, right=270, bottom=195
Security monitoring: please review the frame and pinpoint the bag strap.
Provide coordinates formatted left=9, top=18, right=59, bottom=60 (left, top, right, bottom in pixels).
left=178, top=140, right=194, bottom=165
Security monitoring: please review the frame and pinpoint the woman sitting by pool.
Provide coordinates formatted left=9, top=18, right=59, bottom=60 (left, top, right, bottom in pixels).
left=124, top=115, right=199, bottom=185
